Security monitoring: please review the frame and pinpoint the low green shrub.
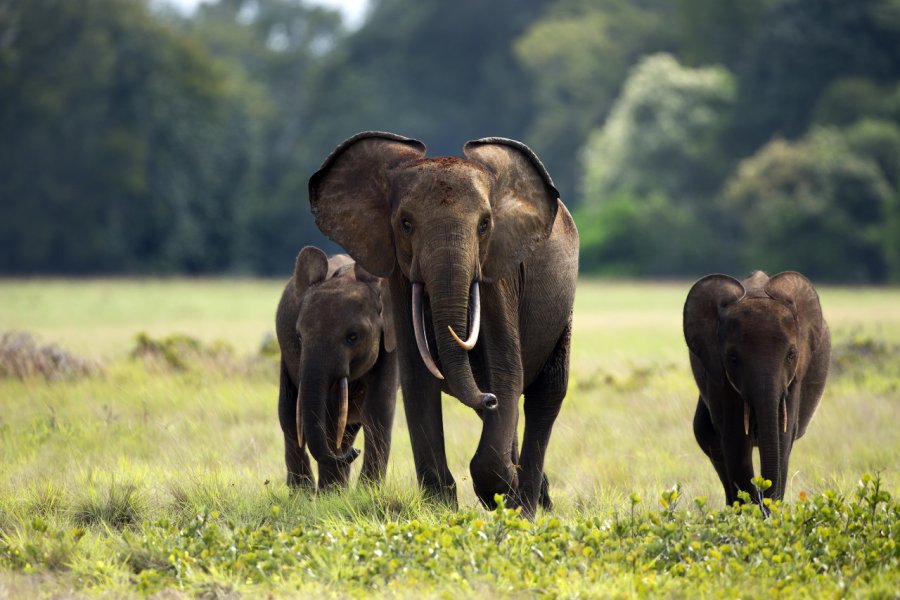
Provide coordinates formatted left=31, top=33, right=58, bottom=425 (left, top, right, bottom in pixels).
left=0, top=475, right=895, bottom=596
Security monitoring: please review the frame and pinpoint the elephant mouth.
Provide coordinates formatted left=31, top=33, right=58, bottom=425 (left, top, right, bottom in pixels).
left=411, top=280, right=481, bottom=380
left=295, top=375, right=354, bottom=459
left=741, top=391, right=789, bottom=439
left=410, top=280, right=496, bottom=412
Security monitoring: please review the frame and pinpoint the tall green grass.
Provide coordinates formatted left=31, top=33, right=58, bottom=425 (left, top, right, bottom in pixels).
left=0, top=278, right=898, bottom=596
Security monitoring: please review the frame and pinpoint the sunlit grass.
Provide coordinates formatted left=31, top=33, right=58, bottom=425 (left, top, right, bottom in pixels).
left=0, top=277, right=898, bottom=595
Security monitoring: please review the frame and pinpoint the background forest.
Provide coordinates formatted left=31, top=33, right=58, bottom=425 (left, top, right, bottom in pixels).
left=2, top=0, right=900, bottom=282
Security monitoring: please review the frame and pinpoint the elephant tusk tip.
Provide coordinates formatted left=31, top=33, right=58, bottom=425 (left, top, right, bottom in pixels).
left=743, top=400, right=750, bottom=436
left=447, top=325, right=476, bottom=350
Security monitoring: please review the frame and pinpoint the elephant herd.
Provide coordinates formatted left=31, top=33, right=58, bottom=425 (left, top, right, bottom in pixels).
left=275, top=131, right=831, bottom=518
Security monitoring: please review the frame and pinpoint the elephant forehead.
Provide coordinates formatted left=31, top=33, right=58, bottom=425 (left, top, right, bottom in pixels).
left=724, top=299, right=797, bottom=343
left=300, top=285, right=376, bottom=324
left=391, top=158, right=491, bottom=208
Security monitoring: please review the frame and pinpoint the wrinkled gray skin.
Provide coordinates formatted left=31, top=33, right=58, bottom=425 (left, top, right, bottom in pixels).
left=684, top=271, right=830, bottom=505
left=276, top=246, right=398, bottom=491
left=308, top=132, right=579, bottom=517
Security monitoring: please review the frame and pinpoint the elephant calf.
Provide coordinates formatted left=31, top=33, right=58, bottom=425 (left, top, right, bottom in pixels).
left=683, top=271, right=831, bottom=505
left=275, top=246, right=398, bottom=491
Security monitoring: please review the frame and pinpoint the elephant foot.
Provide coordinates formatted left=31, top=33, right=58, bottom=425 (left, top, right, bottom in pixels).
left=539, top=473, right=552, bottom=510
left=286, top=473, right=315, bottom=495
left=470, top=453, right=518, bottom=511
left=422, top=482, right=458, bottom=511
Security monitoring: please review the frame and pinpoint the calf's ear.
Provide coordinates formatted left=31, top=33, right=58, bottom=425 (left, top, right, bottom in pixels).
left=683, top=274, right=745, bottom=386
left=765, top=271, right=827, bottom=362
left=293, top=246, right=329, bottom=300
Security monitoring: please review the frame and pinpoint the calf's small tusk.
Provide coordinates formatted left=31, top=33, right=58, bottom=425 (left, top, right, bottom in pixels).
left=336, top=377, right=349, bottom=451
left=782, top=395, right=788, bottom=433
left=743, top=399, right=750, bottom=436
left=295, top=388, right=303, bottom=448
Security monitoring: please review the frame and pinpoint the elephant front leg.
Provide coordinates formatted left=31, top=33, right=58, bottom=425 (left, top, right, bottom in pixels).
left=278, top=361, right=314, bottom=491
left=468, top=295, right=524, bottom=511
left=721, top=423, right=754, bottom=506
left=402, top=378, right=455, bottom=505
left=693, top=398, right=730, bottom=502
left=470, top=394, right=520, bottom=510
left=392, top=276, right=457, bottom=506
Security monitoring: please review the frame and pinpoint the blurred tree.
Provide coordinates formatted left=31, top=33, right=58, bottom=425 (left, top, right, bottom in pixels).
left=722, top=123, right=900, bottom=282
left=514, top=0, right=676, bottom=202
left=812, top=78, right=900, bottom=127
left=577, top=54, right=736, bottom=275
left=300, top=0, right=543, bottom=173
left=672, top=0, right=778, bottom=69
left=187, top=0, right=345, bottom=273
left=731, top=0, right=900, bottom=156
left=0, top=0, right=259, bottom=273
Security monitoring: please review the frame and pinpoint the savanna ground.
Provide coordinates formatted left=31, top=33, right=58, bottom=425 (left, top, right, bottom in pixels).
left=0, top=278, right=897, bottom=598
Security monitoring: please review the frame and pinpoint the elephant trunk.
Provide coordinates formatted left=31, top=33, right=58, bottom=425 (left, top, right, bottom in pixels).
left=754, top=385, right=784, bottom=502
left=424, top=264, right=496, bottom=412
left=299, top=362, right=357, bottom=465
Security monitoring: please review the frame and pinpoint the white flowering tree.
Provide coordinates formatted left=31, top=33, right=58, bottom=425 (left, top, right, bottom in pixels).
left=577, top=54, right=736, bottom=275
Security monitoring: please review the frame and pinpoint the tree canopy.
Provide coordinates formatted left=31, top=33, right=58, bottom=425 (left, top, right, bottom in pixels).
left=1, top=0, right=898, bottom=281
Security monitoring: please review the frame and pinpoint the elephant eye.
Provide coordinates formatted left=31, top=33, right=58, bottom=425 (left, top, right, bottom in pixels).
left=786, top=349, right=797, bottom=364
left=726, top=352, right=739, bottom=366
left=478, top=216, right=490, bottom=236
left=401, top=217, right=413, bottom=235
left=345, top=331, right=359, bottom=345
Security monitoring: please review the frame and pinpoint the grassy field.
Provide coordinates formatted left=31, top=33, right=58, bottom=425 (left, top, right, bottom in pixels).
left=0, top=278, right=898, bottom=597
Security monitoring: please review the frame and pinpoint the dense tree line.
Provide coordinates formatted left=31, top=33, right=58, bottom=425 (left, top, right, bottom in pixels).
left=1, top=0, right=898, bottom=280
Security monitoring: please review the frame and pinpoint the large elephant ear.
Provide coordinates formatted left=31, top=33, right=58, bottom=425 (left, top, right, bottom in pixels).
left=353, top=262, right=396, bottom=353
left=309, top=132, right=427, bottom=277
left=683, top=274, right=746, bottom=386
left=293, top=246, right=329, bottom=300
left=463, top=138, right=559, bottom=281
left=765, top=271, right=826, bottom=359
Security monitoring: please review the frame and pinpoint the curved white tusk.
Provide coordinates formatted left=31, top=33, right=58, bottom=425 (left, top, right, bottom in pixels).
left=743, top=399, right=750, bottom=436
left=448, top=281, right=481, bottom=351
left=336, top=377, right=348, bottom=451
left=412, top=283, right=444, bottom=380
left=295, top=388, right=303, bottom=448
left=782, top=394, right=788, bottom=433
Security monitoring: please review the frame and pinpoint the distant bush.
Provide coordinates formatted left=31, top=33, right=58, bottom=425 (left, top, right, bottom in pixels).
left=0, top=331, right=99, bottom=381
left=130, top=332, right=276, bottom=378
left=258, top=332, right=280, bottom=360
left=831, top=334, right=900, bottom=375
left=722, top=121, right=900, bottom=282
left=131, top=332, right=235, bottom=372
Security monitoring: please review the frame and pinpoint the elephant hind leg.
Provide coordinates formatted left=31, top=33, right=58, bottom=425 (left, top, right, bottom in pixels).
left=279, top=361, right=314, bottom=491
left=516, top=319, right=572, bottom=518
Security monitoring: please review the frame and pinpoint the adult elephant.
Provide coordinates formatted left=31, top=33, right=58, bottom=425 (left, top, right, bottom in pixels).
left=683, top=271, right=831, bottom=505
left=309, top=131, right=578, bottom=517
